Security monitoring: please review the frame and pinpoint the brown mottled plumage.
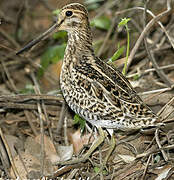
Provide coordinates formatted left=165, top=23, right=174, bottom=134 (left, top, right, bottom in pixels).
left=58, top=3, right=162, bottom=131
left=16, top=3, right=163, bottom=165
left=17, top=3, right=163, bottom=131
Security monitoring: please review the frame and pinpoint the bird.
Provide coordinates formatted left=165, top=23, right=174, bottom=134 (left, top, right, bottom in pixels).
left=16, top=3, right=163, bottom=165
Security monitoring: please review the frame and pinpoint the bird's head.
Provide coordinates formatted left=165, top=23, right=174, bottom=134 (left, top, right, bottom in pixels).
left=16, top=3, right=90, bottom=55
left=57, top=3, right=89, bottom=32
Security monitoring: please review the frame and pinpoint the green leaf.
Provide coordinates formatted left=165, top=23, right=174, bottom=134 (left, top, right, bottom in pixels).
left=94, top=166, right=100, bottom=173
left=154, top=154, right=161, bottom=163
left=93, top=39, right=103, bottom=54
left=108, top=46, right=125, bottom=63
left=118, top=18, right=131, bottom=75
left=37, top=44, right=66, bottom=78
left=73, top=114, right=86, bottom=133
left=19, top=84, right=35, bottom=94
left=91, top=16, right=111, bottom=30
left=85, top=0, right=104, bottom=4
left=52, top=9, right=60, bottom=16
left=86, top=3, right=100, bottom=10
left=85, top=0, right=103, bottom=10
left=118, top=18, right=131, bottom=28
left=133, top=74, right=140, bottom=81
left=94, top=166, right=108, bottom=175
left=53, top=31, right=67, bottom=41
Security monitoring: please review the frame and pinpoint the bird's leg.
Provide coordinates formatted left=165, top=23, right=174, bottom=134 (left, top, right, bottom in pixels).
left=94, top=134, right=116, bottom=175
left=103, top=134, right=116, bottom=166
left=57, top=127, right=105, bottom=165
left=91, top=134, right=116, bottom=177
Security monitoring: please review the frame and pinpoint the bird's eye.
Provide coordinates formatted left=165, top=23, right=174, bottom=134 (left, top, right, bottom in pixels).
left=66, top=11, right=73, bottom=17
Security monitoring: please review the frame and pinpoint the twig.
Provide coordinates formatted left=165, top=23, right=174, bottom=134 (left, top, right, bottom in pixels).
left=133, top=44, right=171, bottom=62
left=0, top=28, right=20, bottom=48
left=0, top=134, right=11, bottom=177
left=141, top=154, right=152, bottom=180
left=66, top=169, right=79, bottom=179
left=0, top=93, right=63, bottom=112
left=45, top=163, right=88, bottom=178
left=14, top=2, right=25, bottom=42
left=0, top=94, right=63, bottom=102
left=138, top=86, right=173, bottom=96
left=137, top=144, right=174, bottom=160
left=97, top=17, right=117, bottom=57
left=143, top=0, right=172, bottom=87
left=15, top=147, right=29, bottom=175
left=0, top=102, right=60, bottom=111
left=151, top=52, right=172, bottom=86
left=127, top=0, right=172, bottom=71
left=39, top=0, right=54, bottom=11
left=0, top=59, right=18, bottom=93
left=92, top=1, right=117, bottom=20
left=30, top=72, right=45, bottom=176
left=42, top=100, right=54, bottom=145
left=57, top=101, right=67, bottom=135
left=157, top=97, right=174, bottom=117
left=24, top=110, right=38, bottom=136
left=115, top=6, right=173, bottom=48
left=155, top=129, right=168, bottom=161
left=64, top=116, right=69, bottom=146
left=0, top=127, right=22, bottom=179
left=127, top=64, right=174, bottom=78
left=0, top=10, right=16, bottom=24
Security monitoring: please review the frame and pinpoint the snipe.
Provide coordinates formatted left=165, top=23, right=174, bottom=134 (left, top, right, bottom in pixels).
left=17, top=3, right=163, bottom=165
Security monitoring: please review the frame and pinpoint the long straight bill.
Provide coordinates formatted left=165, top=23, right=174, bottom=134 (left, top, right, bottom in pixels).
left=16, top=23, right=59, bottom=55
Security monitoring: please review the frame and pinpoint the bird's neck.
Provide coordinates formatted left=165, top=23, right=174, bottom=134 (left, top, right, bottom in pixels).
left=61, top=26, right=95, bottom=79
left=65, top=27, right=94, bottom=59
